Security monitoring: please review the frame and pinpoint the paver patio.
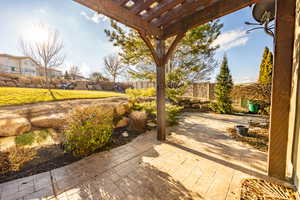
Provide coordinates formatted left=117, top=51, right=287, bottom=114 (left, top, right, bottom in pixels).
left=0, top=112, right=268, bottom=200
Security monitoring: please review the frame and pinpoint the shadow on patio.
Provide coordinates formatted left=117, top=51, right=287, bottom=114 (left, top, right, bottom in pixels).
left=0, top=112, right=268, bottom=200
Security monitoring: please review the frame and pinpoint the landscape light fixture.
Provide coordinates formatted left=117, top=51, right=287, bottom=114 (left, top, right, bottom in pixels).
left=245, top=0, right=275, bottom=38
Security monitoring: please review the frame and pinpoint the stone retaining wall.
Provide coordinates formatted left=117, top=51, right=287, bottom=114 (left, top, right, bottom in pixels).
left=0, top=97, right=130, bottom=137
left=0, top=72, right=132, bottom=91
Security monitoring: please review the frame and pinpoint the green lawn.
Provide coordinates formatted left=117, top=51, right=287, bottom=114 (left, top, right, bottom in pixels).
left=0, top=87, right=124, bottom=107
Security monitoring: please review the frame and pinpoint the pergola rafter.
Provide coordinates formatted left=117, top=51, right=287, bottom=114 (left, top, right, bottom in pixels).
left=74, top=0, right=163, bottom=36
left=73, top=0, right=297, bottom=181
left=162, top=0, right=261, bottom=38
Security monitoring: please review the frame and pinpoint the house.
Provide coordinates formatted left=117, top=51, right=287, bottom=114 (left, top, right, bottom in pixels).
left=0, top=54, right=62, bottom=78
left=0, top=54, right=37, bottom=76
left=37, top=66, right=63, bottom=78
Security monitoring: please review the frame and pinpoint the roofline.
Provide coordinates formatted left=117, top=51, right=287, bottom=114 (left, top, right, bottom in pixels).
left=0, top=54, right=30, bottom=60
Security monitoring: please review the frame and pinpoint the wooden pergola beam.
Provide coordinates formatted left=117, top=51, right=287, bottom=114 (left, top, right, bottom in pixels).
left=143, top=0, right=185, bottom=22
left=153, top=0, right=212, bottom=27
left=74, top=0, right=163, bottom=37
left=114, top=0, right=129, bottom=6
left=162, top=0, right=260, bottom=39
left=130, top=0, right=157, bottom=15
left=268, top=0, right=296, bottom=180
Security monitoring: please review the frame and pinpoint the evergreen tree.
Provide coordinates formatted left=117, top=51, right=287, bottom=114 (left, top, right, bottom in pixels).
left=64, top=71, right=71, bottom=80
left=258, top=47, right=273, bottom=85
left=211, top=55, right=233, bottom=114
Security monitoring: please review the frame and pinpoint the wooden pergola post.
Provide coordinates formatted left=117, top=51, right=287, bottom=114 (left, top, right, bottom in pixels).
left=268, top=0, right=296, bottom=180
left=156, top=39, right=167, bottom=140
left=139, top=32, right=185, bottom=141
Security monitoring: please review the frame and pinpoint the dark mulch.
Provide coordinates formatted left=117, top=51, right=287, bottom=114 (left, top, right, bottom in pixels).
left=227, top=127, right=269, bottom=152
left=0, top=128, right=144, bottom=184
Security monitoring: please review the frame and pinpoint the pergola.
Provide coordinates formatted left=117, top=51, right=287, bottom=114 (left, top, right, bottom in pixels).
left=73, top=0, right=296, bottom=181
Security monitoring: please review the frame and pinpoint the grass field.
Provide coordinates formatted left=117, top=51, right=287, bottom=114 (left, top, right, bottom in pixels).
left=0, top=87, right=124, bottom=107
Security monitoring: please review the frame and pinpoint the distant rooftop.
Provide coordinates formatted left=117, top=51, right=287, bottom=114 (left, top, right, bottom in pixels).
left=0, top=53, right=31, bottom=60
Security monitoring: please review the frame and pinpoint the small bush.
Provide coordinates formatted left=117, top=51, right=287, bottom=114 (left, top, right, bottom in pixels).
left=125, top=88, right=156, bottom=100
left=209, top=101, right=233, bottom=114
left=133, top=101, right=183, bottom=125
left=36, top=130, right=51, bottom=143
left=0, top=147, right=37, bottom=174
left=15, top=132, right=36, bottom=146
left=64, top=106, right=114, bottom=157
left=167, top=104, right=184, bottom=125
left=15, top=130, right=51, bottom=146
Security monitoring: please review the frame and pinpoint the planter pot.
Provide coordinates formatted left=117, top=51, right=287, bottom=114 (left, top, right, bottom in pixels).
left=235, top=125, right=249, bottom=136
left=248, top=101, right=260, bottom=113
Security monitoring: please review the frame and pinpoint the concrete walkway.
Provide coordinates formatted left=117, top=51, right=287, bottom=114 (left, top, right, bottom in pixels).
left=0, top=113, right=268, bottom=200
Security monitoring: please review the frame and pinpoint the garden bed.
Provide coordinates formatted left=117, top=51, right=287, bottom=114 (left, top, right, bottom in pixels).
left=227, top=125, right=269, bottom=152
left=0, top=128, right=143, bottom=184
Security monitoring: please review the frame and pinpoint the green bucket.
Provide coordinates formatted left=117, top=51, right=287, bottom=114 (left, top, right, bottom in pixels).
left=248, top=101, right=259, bottom=113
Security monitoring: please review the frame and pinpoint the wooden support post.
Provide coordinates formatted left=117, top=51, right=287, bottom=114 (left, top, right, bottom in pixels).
left=268, top=0, right=296, bottom=180
left=139, top=32, right=185, bottom=141
left=156, top=39, right=167, bottom=141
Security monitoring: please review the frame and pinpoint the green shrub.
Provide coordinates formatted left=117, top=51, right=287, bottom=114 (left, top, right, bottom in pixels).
left=15, top=130, right=51, bottom=146
left=133, top=101, right=183, bottom=125
left=125, top=88, right=156, bottom=100
left=15, top=132, right=36, bottom=146
left=35, top=130, right=51, bottom=143
left=167, top=104, right=184, bottom=125
left=64, top=106, right=114, bottom=157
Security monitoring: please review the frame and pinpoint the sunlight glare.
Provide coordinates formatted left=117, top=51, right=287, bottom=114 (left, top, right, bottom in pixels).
left=22, top=25, right=49, bottom=44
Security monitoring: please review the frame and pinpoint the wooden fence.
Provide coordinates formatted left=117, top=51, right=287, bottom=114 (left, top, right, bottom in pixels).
left=130, top=81, right=215, bottom=101
left=130, top=81, right=248, bottom=111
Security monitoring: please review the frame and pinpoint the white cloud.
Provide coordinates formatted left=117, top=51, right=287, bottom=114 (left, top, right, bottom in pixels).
left=212, top=29, right=249, bottom=51
left=38, top=9, right=47, bottom=14
left=80, top=11, right=108, bottom=24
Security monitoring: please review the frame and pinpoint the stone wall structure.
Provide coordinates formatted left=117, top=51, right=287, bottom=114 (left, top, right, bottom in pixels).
left=0, top=97, right=129, bottom=137
left=0, top=72, right=131, bottom=91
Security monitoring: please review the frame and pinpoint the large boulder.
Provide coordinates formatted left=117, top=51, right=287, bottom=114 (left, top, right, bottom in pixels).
left=128, top=111, right=147, bottom=132
left=30, top=113, right=66, bottom=129
left=0, top=114, right=31, bottom=136
left=116, top=117, right=130, bottom=128
left=115, top=103, right=130, bottom=117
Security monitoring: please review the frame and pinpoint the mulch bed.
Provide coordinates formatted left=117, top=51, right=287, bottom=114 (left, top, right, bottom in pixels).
left=0, top=128, right=143, bottom=184
left=240, top=178, right=297, bottom=200
left=227, top=127, right=269, bottom=152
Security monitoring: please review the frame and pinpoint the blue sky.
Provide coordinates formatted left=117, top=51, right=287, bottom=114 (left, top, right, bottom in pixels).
left=0, top=0, right=273, bottom=83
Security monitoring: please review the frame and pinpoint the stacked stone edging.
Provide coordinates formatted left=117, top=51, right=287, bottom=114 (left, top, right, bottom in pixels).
left=0, top=72, right=132, bottom=91
left=0, top=97, right=129, bottom=137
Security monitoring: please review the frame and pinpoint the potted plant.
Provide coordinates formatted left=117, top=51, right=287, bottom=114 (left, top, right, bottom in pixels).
left=235, top=125, right=249, bottom=136
left=248, top=100, right=260, bottom=114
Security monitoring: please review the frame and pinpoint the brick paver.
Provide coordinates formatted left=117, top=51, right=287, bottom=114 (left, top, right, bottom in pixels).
left=0, top=113, right=268, bottom=200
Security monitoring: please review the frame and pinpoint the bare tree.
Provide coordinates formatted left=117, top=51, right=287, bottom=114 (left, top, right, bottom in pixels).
left=69, top=65, right=81, bottom=80
left=103, top=54, right=124, bottom=83
left=19, top=23, right=65, bottom=88
left=90, top=72, right=108, bottom=81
